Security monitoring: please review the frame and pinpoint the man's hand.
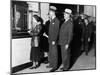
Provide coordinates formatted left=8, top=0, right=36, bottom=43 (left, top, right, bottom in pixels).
left=43, top=33, right=49, bottom=38
left=88, top=38, right=90, bottom=42
left=52, top=41, right=55, bottom=45
left=81, top=38, right=84, bottom=42
left=65, top=44, right=69, bottom=50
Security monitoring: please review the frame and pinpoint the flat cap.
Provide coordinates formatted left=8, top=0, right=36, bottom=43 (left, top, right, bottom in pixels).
left=50, top=6, right=57, bottom=11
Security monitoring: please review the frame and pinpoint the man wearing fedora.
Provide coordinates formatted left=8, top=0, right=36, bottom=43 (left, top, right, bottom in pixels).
left=46, top=6, right=60, bottom=72
left=58, top=8, right=73, bottom=71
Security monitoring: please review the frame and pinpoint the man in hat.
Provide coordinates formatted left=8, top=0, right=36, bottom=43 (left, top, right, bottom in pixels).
left=46, top=6, right=60, bottom=72
left=58, top=8, right=73, bottom=71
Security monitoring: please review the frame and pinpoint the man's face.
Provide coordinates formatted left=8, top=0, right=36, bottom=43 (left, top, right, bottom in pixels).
left=64, top=13, right=70, bottom=20
left=49, top=10, right=54, bottom=18
left=47, top=14, right=51, bottom=20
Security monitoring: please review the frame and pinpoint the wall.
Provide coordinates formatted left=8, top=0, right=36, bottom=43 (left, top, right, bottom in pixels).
left=40, top=3, right=49, bottom=24
left=12, top=2, right=50, bottom=67
left=84, top=5, right=96, bottom=17
left=12, top=38, right=31, bottom=67
left=27, top=2, right=39, bottom=30
left=27, top=2, right=49, bottom=29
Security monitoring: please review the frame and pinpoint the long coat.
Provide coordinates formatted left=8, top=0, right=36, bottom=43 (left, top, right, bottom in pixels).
left=58, top=19, right=73, bottom=70
left=48, top=17, right=60, bottom=68
left=58, top=19, right=73, bottom=45
left=82, top=22, right=93, bottom=39
left=31, top=25, right=42, bottom=47
left=48, top=17, right=60, bottom=44
left=30, top=25, right=43, bottom=62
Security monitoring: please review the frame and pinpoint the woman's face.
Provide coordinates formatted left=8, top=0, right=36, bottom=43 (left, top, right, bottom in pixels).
left=32, top=17, right=38, bottom=29
left=32, top=17, right=37, bottom=24
left=32, top=17, right=41, bottom=26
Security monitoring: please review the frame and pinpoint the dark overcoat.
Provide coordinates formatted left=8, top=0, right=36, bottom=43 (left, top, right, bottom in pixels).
left=59, top=19, right=73, bottom=45
left=48, top=17, right=60, bottom=68
left=48, top=17, right=60, bottom=44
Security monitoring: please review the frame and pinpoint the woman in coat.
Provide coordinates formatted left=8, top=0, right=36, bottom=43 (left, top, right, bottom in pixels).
left=29, top=15, right=44, bottom=69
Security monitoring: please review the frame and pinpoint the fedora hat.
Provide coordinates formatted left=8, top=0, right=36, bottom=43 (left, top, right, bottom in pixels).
left=64, top=8, right=72, bottom=15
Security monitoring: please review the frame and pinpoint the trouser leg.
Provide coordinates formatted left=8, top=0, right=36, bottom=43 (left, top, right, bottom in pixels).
left=48, top=44, right=58, bottom=68
left=61, top=45, right=70, bottom=70
left=84, top=37, right=88, bottom=55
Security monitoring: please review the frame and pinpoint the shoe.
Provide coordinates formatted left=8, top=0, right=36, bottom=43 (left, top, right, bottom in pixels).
left=49, top=68, right=57, bottom=72
left=41, top=57, right=49, bottom=64
left=81, top=50, right=85, bottom=53
left=85, top=52, right=88, bottom=56
left=46, top=65, right=53, bottom=68
left=36, top=63, right=41, bottom=68
left=29, top=66, right=36, bottom=69
left=44, top=60, right=49, bottom=64
left=29, top=62, right=38, bottom=69
left=60, top=67, right=69, bottom=71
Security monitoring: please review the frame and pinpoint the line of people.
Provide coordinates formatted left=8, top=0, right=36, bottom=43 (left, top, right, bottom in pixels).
left=28, top=6, right=96, bottom=72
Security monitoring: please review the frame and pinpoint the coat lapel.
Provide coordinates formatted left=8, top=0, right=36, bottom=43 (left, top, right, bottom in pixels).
left=61, top=19, right=71, bottom=29
left=50, top=17, right=57, bottom=25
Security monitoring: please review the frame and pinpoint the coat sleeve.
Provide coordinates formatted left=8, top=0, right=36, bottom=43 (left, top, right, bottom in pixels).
left=67, top=22, right=73, bottom=45
left=53, top=19, right=60, bottom=42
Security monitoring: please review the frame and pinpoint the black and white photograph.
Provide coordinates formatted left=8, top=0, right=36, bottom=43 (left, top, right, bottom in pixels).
left=11, top=0, right=96, bottom=74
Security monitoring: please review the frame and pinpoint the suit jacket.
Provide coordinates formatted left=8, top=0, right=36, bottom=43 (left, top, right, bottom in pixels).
left=48, top=17, right=60, bottom=44
left=58, top=19, right=73, bottom=45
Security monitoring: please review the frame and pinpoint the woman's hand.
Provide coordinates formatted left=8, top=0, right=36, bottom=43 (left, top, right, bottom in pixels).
left=28, top=30, right=31, bottom=33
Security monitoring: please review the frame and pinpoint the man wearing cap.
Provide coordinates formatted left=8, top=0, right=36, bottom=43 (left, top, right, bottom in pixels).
left=58, top=8, right=73, bottom=71
left=46, top=6, right=60, bottom=72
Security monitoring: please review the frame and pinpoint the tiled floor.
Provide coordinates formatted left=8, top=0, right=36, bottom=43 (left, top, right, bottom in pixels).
left=15, top=48, right=96, bottom=74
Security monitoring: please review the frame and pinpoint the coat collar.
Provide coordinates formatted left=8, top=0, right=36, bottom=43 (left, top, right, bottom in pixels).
left=50, top=17, right=57, bottom=25
left=60, top=19, right=72, bottom=29
left=64, top=18, right=70, bottom=22
left=64, top=18, right=71, bottom=24
left=51, top=17, right=56, bottom=22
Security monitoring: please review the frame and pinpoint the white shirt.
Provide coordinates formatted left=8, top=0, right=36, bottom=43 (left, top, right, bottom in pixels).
left=65, top=18, right=70, bottom=22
